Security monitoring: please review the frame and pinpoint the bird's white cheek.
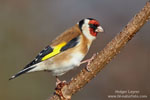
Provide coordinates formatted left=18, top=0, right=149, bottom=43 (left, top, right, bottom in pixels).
left=82, top=25, right=96, bottom=41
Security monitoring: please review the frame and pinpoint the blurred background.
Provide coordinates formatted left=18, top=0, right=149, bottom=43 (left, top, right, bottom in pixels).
left=0, top=0, right=149, bottom=100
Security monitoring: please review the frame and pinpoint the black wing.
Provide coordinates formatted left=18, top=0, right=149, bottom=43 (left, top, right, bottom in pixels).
left=60, top=36, right=79, bottom=51
left=24, top=46, right=53, bottom=69
left=25, top=36, right=79, bottom=69
left=9, top=36, right=80, bottom=80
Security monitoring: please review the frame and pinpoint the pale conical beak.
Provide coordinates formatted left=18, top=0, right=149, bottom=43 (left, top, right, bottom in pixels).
left=95, top=26, right=104, bottom=33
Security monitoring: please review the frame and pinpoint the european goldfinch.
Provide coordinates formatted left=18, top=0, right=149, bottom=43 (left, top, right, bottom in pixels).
left=9, top=18, right=104, bottom=81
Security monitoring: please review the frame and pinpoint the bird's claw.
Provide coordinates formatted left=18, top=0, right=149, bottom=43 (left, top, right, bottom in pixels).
left=85, top=53, right=97, bottom=72
left=55, top=78, right=68, bottom=100
left=56, top=77, right=67, bottom=86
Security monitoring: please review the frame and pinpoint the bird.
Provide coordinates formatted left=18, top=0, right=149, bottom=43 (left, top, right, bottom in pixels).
left=9, top=18, right=104, bottom=82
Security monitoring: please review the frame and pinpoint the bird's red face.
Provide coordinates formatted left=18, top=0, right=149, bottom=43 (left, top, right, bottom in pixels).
left=88, top=19, right=103, bottom=37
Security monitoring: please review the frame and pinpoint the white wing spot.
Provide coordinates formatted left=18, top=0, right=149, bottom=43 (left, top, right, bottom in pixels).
left=39, top=53, right=42, bottom=56
left=35, top=58, right=38, bottom=61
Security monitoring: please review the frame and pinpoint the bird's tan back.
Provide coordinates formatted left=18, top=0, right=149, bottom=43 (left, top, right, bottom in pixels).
left=51, top=24, right=82, bottom=46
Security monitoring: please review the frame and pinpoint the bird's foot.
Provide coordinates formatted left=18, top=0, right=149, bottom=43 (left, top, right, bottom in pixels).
left=56, top=77, right=67, bottom=86
left=55, top=77, right=68, bottom=100
left=80, top=53, right=97, bottom=71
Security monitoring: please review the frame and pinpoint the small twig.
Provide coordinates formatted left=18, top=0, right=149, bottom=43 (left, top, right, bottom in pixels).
left=49, top=1, right=150, bottom=100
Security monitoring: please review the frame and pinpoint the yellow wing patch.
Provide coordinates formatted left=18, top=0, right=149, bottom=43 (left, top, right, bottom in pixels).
left=41, top=42, right=67, bottom=61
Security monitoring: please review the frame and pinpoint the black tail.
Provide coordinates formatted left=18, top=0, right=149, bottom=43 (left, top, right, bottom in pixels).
left=9, top=66, right=35, bottom=80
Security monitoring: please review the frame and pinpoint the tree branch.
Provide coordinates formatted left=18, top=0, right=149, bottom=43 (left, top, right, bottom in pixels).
left=49, top=1, right=150, bottom=100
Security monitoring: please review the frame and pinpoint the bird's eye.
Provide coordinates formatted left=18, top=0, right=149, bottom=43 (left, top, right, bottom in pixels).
left=89, top=24, right=98, bottom=30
